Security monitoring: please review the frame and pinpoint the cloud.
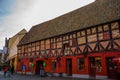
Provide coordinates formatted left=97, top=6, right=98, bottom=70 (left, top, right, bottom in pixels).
left=0, top=0, right=95, bottom=49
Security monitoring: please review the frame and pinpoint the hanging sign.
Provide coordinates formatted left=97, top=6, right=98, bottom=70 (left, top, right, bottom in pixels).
left=31, top=63, right=34, bottom=67
left=29, top=62, right=34, bottom=69
left=41, top=50, right=46, bottom=54
left=43, top=62, right=46, bottom=67
left=57, top=57, right=61, bottom=61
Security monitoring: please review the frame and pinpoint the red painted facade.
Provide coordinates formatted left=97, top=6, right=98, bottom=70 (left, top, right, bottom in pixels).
left=17, top=51, right=120, bottom=79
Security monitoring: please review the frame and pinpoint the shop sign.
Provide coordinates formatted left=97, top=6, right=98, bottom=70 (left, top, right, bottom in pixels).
left=41, top=50, right=46, bottom=54
left=112, top=57, right=120, bottom=63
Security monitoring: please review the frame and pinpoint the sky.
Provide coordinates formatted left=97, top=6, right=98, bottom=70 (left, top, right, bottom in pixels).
left=0, top=0, right=95, bottom=49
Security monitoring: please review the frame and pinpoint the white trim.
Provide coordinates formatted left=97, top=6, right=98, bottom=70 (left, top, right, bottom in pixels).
left=17, top=72, right=22, bottom=74
left=96, top=75, right=108, bottom=79
left=26, top=72, right=35, bottom=75
left=52, top=73, right=108, bottom=80
left=72, top=74, right=89, bottom=78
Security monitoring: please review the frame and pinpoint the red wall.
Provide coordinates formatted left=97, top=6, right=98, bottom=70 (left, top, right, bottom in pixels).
left=17, top=51, right=120, bottom=76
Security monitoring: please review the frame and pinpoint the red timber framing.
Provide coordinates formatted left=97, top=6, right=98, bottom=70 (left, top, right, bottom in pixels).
left=17, top=20, right=120, bottom=79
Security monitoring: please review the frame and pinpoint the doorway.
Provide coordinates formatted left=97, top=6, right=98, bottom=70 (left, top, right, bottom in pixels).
left=89, top=57, right=102, bottom=78
left=66, top=58, right=72, bottom=76
left=106, top=57, right=117, bottom=79
left=35, top=60, right=43, bottom=75
left=89, top=57, right=96, bottom=78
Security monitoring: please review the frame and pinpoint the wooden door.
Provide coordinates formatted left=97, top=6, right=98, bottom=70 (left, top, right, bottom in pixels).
left=106, top=57, right=117, bottom=79
left=66, top=59, right=72, bottom=76
left=89, top=57, right=96, bottom=78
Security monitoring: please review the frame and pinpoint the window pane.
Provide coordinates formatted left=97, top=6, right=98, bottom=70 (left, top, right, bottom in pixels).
left=95, top=57, right=102, bottom=72
left=103, top=32, right=110, bottom=40
left=78, top=58, right=84, bottom=71
left=52, top=61, right=56, bottom=70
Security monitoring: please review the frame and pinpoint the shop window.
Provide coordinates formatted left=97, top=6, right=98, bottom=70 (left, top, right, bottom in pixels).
left=78, top=58, right=84, bottom=71
left=95, top=57, right=102, bottom=72
left=90, top=57, right=102, bottom=72
left=52, top=60, right=56, bottom=70
left=107, top=58, right=117, bottom=70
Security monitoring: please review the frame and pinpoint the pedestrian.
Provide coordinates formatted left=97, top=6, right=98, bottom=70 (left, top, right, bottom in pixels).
left=7, top=66, right=11, bottom=77
left=22, top=64, right=26, bottom=75
left=11, top=65, right=14, bottom=75
left=3, top=66, right=8, bottom=77
left=39, top=65, right=45, bottom=77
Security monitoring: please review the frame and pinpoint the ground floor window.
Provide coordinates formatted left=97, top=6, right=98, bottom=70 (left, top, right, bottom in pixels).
left=95, top=57, right=102, bottom=72
left=52, top=60, right=56, bottom=70
left=90, top=57, right=102, bottom=72
left=77, top=58, right=84, bottom=71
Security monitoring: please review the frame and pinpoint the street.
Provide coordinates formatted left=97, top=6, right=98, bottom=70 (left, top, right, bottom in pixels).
left=0, top=71, right=102, bottom=80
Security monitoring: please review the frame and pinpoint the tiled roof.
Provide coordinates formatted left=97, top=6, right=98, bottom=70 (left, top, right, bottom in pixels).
left=19, top=0, right=120, bottom=45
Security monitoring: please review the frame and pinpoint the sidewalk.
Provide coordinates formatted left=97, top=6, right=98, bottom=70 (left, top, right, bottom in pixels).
left=0, top=71, right=103, bottom=80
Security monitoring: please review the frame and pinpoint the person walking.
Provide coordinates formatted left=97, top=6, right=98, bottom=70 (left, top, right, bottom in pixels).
left=3, top=66, right=8, bottom=77
left=39, top=65, right=45, bottom=77
left=22, top=64, right=26, bottom=75
left=11, top=65, right=14, bottom=75
left=7, top=66, right=11, bottom=77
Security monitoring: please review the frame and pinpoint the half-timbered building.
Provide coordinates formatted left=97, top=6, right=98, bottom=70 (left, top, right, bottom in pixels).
left=17, top=0, right=120, bottom=79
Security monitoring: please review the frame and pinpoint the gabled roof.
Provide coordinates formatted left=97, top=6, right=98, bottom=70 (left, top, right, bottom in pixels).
left=19, top=0, right=120, bottom=45
left=8, top=29, right=27, bottom=48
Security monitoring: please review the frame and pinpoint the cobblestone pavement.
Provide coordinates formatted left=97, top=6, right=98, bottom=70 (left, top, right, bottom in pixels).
left=0, top=71, right=102, bottom=80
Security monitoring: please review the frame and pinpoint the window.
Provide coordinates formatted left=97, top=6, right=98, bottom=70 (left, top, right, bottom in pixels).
left=52, top=60, right=56, bottom=70
left=57, top=42, right=62, bottom=48
left=78, top=58, right=84, bottom=71
left=46, top=39, right=50, bottom=49
left=103, top=32, right=110, bottom=40
left=95, top=57, right=102, bottom=72
left=90, top=57, right=102, bottom=72
left=51, top=43, right=55, bottom=49
left=63, top=43, right=70, bottom=55
left=72, top=38, right=77, bottom=46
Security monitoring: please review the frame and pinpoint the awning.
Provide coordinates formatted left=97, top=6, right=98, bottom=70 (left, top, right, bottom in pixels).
left=112, top=57, right=120, bottom=63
